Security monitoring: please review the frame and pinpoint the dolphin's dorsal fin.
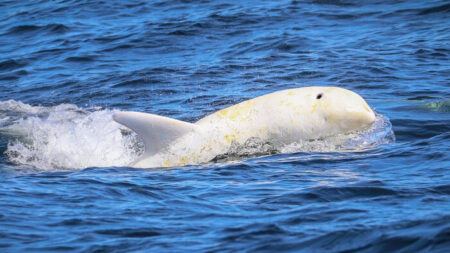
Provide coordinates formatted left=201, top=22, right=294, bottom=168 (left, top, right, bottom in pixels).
left=113, top=111, right=198, bottom=156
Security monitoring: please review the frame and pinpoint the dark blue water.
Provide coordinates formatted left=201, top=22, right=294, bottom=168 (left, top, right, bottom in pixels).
left=1, top=0, right=449, bottom=252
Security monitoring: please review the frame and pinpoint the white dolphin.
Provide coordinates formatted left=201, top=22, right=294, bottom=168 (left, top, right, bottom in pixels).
left=113, top=86, right=376, bottom=168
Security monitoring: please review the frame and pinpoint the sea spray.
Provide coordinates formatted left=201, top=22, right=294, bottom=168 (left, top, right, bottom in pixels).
left=1, top=100, right=142, bottom=170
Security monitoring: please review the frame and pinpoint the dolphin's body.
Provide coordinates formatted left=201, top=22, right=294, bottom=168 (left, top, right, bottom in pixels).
left=113, top=87, right=376, bottom=168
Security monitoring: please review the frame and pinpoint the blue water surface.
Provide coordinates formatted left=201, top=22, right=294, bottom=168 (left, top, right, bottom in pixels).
left=0, top=0, right=449, bottom=252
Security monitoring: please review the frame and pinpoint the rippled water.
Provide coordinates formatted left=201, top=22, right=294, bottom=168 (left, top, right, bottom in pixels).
left=0, top=0, right=449, bottom=252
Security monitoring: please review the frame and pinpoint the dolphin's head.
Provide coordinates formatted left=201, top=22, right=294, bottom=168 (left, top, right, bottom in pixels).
left=313, top=87, right=376, bottom=133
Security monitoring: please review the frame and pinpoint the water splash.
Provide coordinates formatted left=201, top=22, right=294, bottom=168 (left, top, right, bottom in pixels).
left=1, top=100, right=141, bottom=171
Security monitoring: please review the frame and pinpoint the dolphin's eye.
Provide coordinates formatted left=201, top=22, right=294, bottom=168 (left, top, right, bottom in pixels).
left=316, top=93, right=323, bottom=99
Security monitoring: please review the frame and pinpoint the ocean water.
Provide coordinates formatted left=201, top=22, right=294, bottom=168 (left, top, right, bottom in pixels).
left=0, top=0, right=449, bottom=252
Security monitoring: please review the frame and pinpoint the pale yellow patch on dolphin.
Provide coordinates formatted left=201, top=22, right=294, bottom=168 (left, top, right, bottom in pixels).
left=217, top=100, right=254, bottom=121
left=224, top=134, right=236, bottom=144
left=326, top=87, right=335, bottom=93
left=177, top=156, right=189, bottom=166
left=259, top=125, right=268, bottom=133
left=310, top=103, right=317, bottom=114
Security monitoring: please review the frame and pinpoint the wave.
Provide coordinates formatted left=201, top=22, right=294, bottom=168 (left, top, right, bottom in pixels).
left=0, top=59, right=27, bottom=71
left=6, top=23, right=70, bottom=35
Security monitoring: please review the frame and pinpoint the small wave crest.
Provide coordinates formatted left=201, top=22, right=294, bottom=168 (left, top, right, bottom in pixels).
left=0, top=100, right=142, bottom=171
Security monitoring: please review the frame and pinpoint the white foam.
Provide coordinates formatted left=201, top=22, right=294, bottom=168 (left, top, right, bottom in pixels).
left=218, top=113, right=395, bottom=162
left=1, top=100, right=142, bottom=171
left=280, top=113, right=395, bottom=154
